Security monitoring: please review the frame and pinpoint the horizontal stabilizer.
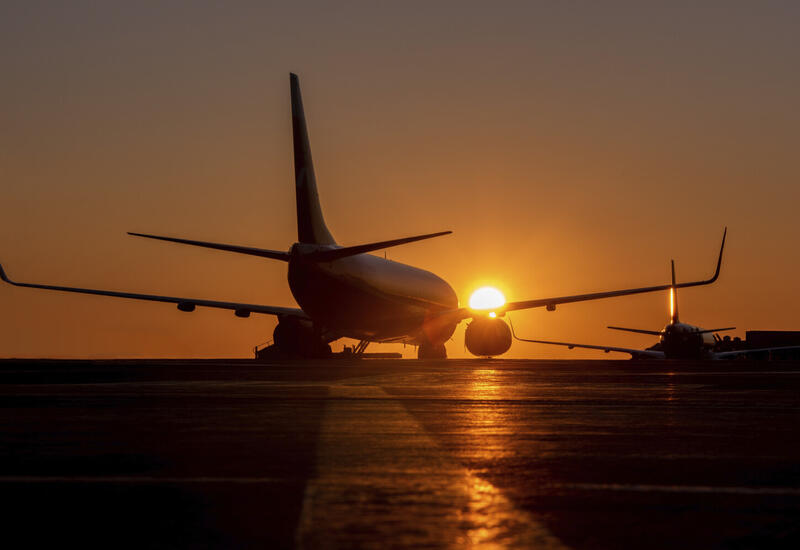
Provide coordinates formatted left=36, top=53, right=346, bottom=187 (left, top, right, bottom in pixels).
left=307, top=231, right=452, bottom=262
left=696, top=327, right=736, bottom=334
left=128, top=232, right=290, bottom=261
left=607, top=326, right=664, bottom=336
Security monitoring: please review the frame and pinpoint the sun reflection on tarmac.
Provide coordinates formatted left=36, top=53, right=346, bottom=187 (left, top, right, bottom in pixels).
left=469, top=368, right=501, bottom=397
left=457, top=473, right=527, bottom=547
left=455, top=370, right=564, bottom=548
left=296, top=382, right=566, bottom=549
left=462, top=369, right=517, bottom=463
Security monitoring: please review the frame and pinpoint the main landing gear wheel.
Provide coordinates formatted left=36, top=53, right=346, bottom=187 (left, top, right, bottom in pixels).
left=418, top=342, right=447, bottom=359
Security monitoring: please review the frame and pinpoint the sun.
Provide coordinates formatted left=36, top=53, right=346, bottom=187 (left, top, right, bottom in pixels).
left=469, top=286, right=506, bottom=310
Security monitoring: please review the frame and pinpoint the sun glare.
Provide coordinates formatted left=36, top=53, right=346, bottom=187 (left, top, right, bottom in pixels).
left=669, top=288, right=674, bottom=318
left=469, top=286, right=506, bottom=310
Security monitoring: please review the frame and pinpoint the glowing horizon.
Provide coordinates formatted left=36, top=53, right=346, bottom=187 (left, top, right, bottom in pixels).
left=1, top=3, right=799, bottom=359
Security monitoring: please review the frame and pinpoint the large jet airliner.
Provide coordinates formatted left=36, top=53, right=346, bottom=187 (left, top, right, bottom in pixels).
left=1, top=74, right=727, bottom=359
left=512, top=256, right=799, bottom=360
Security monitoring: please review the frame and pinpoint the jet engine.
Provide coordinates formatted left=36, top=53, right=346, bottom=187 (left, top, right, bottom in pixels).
left=465, top=317, right=512, bottom=357
left=272, top=317, right=331, bottom=357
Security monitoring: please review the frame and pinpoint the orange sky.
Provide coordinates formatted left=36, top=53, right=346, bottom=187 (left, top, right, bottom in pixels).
left=1, top=2, right=799, bottom=358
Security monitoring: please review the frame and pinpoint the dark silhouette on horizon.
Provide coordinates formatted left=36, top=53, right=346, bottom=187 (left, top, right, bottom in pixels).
left=513, top=251, right=800, bottom=360
left=0, top=74, right=729, bottom=359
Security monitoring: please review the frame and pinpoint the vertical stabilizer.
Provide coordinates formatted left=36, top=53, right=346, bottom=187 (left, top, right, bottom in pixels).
left=670, top=260, right=679, bottom=324
left=290, top=73, right=336, bottom=245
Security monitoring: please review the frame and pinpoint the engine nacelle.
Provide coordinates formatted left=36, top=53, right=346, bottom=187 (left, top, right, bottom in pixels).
left=272, top=318, right=331, bottom=357
left=465, top=317, right=512, bottom=357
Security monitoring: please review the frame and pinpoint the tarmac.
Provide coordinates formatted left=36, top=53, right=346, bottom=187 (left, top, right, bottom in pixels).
left=1, top=358, right=799, bottom=549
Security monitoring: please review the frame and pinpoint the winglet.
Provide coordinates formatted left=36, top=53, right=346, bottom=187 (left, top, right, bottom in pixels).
left=673, top=226, right=726, bottom=289
left=710, top=226, right=726, bottom=283
left=0, top=262, right=16, bottom=286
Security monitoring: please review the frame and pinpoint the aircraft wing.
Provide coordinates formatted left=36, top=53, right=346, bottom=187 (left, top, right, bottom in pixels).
left=0, top=262, right=306, bottom=319
left=510, top=323, right=665, bottom=358
left=437, top=228, right=727, bottom=323
left=712, top=346, right=800, bottom=360
left=501, top=226, right=724, bottom=314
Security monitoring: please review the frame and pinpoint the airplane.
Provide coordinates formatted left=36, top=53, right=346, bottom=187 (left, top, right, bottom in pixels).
left=0, top=73, right=728, bottom=359
left=512, top=258, right=798, bottom=360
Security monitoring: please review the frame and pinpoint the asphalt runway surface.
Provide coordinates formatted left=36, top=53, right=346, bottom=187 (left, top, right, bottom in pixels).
left=1, top=358, right=799, bottom=549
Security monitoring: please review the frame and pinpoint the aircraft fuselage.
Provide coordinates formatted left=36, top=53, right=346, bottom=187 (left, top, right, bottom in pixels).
left=660, top=322, right=717, bottom=359
left=288, top=243, right=459, bottom=344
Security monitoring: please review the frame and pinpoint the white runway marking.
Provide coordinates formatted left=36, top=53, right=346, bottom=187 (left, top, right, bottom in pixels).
left=0, top=476, right=289, bottom=484
left=296, top=384, right=568, bottom=549
left=560, top=482, right=800, bottom=496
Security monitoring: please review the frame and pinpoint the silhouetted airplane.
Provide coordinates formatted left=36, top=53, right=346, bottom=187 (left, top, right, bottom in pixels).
left=512, top=257, right=797, bottom=359
left=0, top=74, right=727, bottom=358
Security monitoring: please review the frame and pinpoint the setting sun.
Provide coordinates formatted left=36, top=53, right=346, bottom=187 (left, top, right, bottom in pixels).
left=469, top=286, right=506, bottom=310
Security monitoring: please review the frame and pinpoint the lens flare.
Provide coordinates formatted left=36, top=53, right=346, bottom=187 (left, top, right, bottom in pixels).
left=669, top=289, right=674, bottom=319
left=469, top=286, right=506, bottom=310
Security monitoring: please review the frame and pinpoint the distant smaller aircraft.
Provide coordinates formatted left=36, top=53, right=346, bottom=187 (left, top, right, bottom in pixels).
left=512, top=257, right=800, bottom=360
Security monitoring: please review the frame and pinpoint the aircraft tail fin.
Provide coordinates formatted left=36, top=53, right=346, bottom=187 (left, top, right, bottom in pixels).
left=291, top=73, right=336, bottom=245
left=670, top=259, right=679, bottom=324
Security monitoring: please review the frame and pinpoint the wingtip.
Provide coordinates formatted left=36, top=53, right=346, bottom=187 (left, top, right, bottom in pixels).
left=128, top=232, right=154, bottom=240
left=712, top=226, right=727, bottom=280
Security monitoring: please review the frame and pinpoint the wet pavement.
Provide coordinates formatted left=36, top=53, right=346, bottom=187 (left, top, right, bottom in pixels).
left=1, top=358, right=799, bottom=548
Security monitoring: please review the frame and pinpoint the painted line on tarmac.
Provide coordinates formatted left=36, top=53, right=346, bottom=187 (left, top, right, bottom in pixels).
left=560, top=482, right=800, bottom=496
left=0, top=476, right=290, bottom=484
left=295, top=384, right=568, bottom=549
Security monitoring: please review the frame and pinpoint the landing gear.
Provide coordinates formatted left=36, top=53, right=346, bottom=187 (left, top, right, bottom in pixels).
left=255, top=340, right=331, bottom=359
left=340, top=340, right=370, bottom=357
left=418, top=342, right=447, bottom=359
left=353, top=340, right=370, bottom=356
left=255, top=318, right=331, bottom=359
